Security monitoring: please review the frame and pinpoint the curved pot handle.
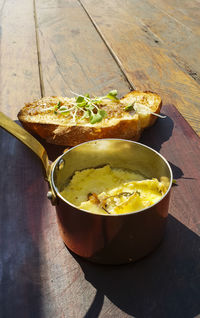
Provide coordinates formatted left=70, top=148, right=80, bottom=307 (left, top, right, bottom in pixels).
left=0, top=111, right=57, bottom=204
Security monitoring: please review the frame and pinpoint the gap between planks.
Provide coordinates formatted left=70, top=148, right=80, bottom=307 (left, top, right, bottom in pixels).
left=33, top=0, right=45, bottom=97
left=77, top=0, right=135, bottom=92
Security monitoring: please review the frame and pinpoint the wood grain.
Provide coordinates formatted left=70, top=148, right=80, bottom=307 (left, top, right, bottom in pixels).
left=111, top=0, right=200, bottom=83
left=150, top=0, right=200, bottom=36
left=34, top=0, right=131, bottom=97
left=0, top=0, right=200, bottom=317
left=80, top=0, right=200, bottom=136
left=0, top=105, right=200, bottom=318
left=0, top=0, right=41, bottom=119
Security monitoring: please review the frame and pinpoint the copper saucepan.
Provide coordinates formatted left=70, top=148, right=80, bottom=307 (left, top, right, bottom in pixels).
left=0, top=112, right=173, bottom=264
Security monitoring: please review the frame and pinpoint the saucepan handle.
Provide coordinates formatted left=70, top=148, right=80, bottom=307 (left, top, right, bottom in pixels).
left=0, top=111, right=51, bottom=181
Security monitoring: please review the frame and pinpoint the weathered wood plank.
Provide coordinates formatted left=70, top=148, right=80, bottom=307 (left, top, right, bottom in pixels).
left=111, top=0, right=200, bottom=83
left=35, top=0, right=131, bottom=98
left=0, top=0, right=41, bottom=119
left=1, top=1, right=200, bottom=317
left=80, top=0, right=200, bottom=135
left=149, top=0, right=200, bottom=36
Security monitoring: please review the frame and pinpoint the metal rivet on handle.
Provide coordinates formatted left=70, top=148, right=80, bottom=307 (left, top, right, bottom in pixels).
left=47, top=191, right=53, bottom=200
left=58, top=158, right=65, bottom=170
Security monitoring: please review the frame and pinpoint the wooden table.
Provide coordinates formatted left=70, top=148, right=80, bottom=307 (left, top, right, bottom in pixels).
left=0, top=1, right=200, bottom=317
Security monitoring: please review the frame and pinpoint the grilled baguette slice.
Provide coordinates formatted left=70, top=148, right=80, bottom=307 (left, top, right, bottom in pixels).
left=18, top=91, right=162, bottom=147
left=120, top=90, right=162, bottom=128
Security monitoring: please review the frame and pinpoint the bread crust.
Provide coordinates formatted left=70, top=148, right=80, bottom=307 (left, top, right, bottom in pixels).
left=120, top=90, right=162, bottom=128
left=19, top=117, right=141, bottom=146
left=18, top=90, right=162, bottom=147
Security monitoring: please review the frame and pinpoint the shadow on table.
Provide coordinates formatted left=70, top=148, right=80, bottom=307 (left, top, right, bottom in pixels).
left=73, top=215, right=200, bottom=318
left=0, top=128, right=47, bottom=318
left=0, top=105, right=197, bottom=318
left=139, top=107, right=174, bottom=153
left=140, top=105, right=185, bottom=181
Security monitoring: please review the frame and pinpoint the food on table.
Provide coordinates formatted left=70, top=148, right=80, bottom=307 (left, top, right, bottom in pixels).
left=60, top=165, right=169, bottom=215
left=18, top=90, right=164, bottom=147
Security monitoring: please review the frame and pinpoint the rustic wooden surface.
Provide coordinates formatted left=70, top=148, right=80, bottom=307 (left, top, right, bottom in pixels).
left=0, top=0, right=200, bottom=317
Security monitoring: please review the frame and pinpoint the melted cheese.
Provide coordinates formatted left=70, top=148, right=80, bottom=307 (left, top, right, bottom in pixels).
left=60, top=165, right=169, bottom=215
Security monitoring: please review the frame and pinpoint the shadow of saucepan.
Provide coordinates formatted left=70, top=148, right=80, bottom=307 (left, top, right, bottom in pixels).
left=71, top=215, right=200, bottom=318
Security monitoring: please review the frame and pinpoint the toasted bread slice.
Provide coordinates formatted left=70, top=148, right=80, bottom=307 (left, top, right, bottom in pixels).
left=121, top=91, right=162, bottom=128
left=18, top=91, right=162, bottom=147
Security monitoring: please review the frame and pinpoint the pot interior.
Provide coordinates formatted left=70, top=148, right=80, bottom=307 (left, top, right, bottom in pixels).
left=51, top=139, right=172, bottom=199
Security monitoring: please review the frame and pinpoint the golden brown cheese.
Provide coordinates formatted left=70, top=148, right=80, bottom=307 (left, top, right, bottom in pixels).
left=60, top=165, right=169, bottom=215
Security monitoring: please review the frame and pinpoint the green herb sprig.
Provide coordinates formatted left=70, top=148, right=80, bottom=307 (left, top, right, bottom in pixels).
left=44, top=90, right=119, bottom=124
left=124, top=102, right=166, bottom=119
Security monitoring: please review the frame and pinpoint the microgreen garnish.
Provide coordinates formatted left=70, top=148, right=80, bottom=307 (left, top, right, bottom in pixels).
left=124, top=104, right=134, bottom=111
left=103, top=89, right=119, bottom=101
left=124, top=102, right=166, bottom=118
left=172, top=179, right=177, bottom=185
left=52, top=90, right=119, bottom=123
left=90, top=109, right=107, bottom=124
left=53, top=101, right=62, bottom=114
left=42, top=90, right=120, bottom=124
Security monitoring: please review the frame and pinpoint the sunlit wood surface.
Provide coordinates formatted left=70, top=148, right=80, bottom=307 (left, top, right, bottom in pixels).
left=0, top=0, right=200, bottom=317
